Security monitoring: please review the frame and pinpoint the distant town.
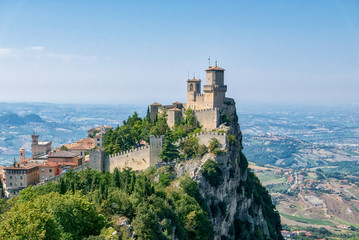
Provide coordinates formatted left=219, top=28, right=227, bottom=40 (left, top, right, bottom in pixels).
left=0, top=126, right=112, bottom=197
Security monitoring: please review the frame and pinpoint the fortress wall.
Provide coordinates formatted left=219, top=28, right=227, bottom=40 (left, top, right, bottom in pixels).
left=176, top=131, right=227, bottom=149
left=109, top=146, right=150, bottom=172
left=167, top=110, right=182, bottom=128
left=150, top=145, right=163, bottom=166
left=194, top=108, right=219, bottom=130
left=149, top=135, right=164, bottom=166
left=89, top=149, right=106, bottom=172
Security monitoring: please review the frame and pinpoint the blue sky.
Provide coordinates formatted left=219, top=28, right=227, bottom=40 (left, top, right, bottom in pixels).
left=0, top=0, right=358, bottom=105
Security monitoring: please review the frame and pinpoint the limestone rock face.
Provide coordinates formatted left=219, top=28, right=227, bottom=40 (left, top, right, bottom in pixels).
left=174, top=104, right=281, bottom=240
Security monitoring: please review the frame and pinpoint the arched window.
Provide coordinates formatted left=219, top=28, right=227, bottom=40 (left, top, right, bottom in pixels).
left=190, top=84, right=193, bottom=91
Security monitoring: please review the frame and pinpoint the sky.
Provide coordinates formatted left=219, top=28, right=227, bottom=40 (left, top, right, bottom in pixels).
left=0, top=0, right=358, bottom=106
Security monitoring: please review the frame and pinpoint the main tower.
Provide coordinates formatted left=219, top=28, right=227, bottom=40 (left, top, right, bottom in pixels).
left=203, top=62, right=227, bottom=108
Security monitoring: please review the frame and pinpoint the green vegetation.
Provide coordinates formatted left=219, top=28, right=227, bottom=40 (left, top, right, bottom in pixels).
left=201, top=159, right=223, bottom=187
left=238, top=151, right=248, bottom=175
left=280, top=213, right=333, bottom=226
left=179, top=137, right=208, bottom=160
left=208, top=138, right=223, bottom=156
left=159, top=131, right=179, bottom=162
left=227, top=134, right=237, bottom=147
left=0, top=168, right=213, bottom=240
left=172, top=108, right=202, bottom=140
left=240, top=169, right=283, bottom=240
left=104, top=109, right=202, bottom=156
left=60, top=145, right=68, bottom=151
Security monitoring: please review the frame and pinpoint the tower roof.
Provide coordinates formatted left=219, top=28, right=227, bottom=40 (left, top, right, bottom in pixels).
left=187, top=78, right=201, bottom=82
left=205, top=66, right=225, bottom=71
left=150, top=102, right=162, bottom=106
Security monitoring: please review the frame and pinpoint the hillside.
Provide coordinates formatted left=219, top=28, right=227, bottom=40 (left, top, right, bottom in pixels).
left=0, top=103, right=283, bottom=240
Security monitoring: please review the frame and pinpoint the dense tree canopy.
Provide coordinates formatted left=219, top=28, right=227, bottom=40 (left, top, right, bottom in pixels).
left=0, top=168, right=213, bottom=240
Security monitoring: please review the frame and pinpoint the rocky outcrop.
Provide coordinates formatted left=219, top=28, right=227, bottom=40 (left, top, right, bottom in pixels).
left=175, top=104, right=283, bottom=240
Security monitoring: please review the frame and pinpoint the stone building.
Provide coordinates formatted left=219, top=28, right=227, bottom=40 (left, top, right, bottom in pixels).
left=64, top=137, right=95, bottom=157
left=47, top=151, right=82, bottom=167
left=19, top=148, right=26, bottom=161
left=89, top=62, right=233, bottom=173
left=31, top=133, right=52, bottom=158
left=39, top=162, right=60, bottom=183
left=3, top=161, right=40, bottom=196
left=150, top=62, right=233, bottom=130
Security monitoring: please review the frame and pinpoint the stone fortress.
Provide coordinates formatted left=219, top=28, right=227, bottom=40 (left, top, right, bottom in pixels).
left=90, top=62, right=235, bottom=172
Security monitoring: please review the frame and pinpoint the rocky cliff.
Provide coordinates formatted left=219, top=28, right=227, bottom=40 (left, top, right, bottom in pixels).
left=175, top=103, right=283, bottom=240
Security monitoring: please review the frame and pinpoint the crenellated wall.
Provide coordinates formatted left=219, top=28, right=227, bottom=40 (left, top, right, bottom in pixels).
left=176, top=131, right=227, bottom=149
left=109, top=146, right=151, bottom=172
left=193, top=108, right=220, bottom=130
left=90, top=132, right=227, bottom=173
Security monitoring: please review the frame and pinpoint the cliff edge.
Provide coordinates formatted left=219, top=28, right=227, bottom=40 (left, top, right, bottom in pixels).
left=175, top=102, right=283, bottom=240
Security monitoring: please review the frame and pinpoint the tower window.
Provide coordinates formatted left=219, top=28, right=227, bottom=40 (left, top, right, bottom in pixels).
left=190, top=84, right=193, bottom=91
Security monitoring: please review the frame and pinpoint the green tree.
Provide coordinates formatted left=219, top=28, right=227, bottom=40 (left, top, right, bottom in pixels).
left=201, top=159, right=223, bottom=187
left=179, top=137, right=199, bottom=159
left=159, top=131, right=179, bottom=162
left=131, top=203, right=161, bottom=240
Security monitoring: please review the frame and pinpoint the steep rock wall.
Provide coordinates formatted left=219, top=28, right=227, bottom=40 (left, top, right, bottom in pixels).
left=175, top=104, right=283, bottom=240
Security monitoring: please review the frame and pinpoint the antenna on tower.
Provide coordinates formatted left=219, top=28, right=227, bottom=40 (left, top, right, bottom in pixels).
left=208, top=56, right=211, bottom=67
left=13, top=157, right=16, bottom=165
left=193, top=72, right=195, bottom=79
left=215, top=60, right=217, bottom=67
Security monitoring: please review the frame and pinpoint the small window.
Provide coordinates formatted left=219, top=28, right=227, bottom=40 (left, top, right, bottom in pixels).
left=42, top=169, right=44, bottom=172
left=190, top=84, right=193, bottom=91
left=42, top=176, right=45, bottom=179
left=49, top=169, right=52, bottom=172
left=15, top=176, right=17, bottom=179
left=15, top=183, right=17, bottom=186
left=9, top=176, right=12, bottom=179
left=97, top=138, right=100, bottom=141
left=20, top=183, right=23, bottom=186
left=9, top=182, right=12, bottom=186
left=97, top=143, right=100, bottom=146
left=20, top=176, right=23, bottom=179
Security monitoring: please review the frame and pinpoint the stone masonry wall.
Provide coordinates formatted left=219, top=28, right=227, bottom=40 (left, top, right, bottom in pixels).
left=109, top=146, right=150, bottom=172
left=176, top=131, right=227, bottom=148
left=194, top=108, right=219, bottom=130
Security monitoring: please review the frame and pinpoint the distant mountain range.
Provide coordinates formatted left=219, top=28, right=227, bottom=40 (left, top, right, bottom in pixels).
left=0, top=113, right=42, bottom=126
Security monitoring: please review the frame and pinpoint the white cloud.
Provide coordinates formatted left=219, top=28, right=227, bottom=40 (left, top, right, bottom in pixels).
left=29, top=46, right=45, bottom=51
left=0, top=48, right=15, bottom=57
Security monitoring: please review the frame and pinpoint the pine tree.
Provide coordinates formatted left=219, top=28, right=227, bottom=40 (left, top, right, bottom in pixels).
left=159, top=130, right=179, bottom=162
left=0, top=177, right=4, bottom=198
left=146, top=106, right=151, bottom=122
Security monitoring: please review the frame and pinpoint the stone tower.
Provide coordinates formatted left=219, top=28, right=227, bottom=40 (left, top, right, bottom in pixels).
left=19, top=148, right=25, bottom=161
left=31, top=133, right=39, bottom=158
left=32, top=133, right=39, bottom=145
left=150, top=102, right=162, bottom=122
left=186, top=77, right=202, bottom=109
left=204, top=63, right=227, bottom=108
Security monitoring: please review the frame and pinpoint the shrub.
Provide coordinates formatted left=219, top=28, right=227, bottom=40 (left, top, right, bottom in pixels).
left=201, top=159, right=223, bottom=187
left=197, top=144, right=208, bottom=157
left=238, top=151, right=248, bottom=175
left=208, top=138, right=223, bottom=156
left=227, top=134, right=237, bottom=147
